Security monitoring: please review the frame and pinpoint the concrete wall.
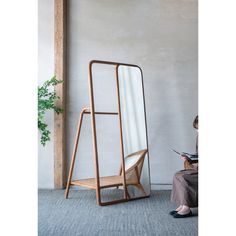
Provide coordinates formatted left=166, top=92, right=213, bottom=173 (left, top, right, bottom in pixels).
left=67, top=0, right=198, bottom=188
left=38, top=0, right=198, bottom=189
left=38, top=0, right=54, bottom=188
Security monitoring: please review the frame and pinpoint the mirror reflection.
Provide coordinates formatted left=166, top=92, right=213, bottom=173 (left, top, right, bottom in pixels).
left=118, top=65, right=150, bottom=198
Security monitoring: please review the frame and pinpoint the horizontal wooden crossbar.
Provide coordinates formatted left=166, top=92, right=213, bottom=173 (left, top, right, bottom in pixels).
left=84, top=111, right=118, bottom=115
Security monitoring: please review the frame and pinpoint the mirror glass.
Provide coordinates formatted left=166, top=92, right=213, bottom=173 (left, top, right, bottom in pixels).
left=118, top=65, right=151, bottom=199
left=125, top=154, right=142, bottom=171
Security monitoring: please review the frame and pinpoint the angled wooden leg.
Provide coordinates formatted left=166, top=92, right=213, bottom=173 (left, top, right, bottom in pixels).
left=125, top=188, right=131, bottom=199
left=65, top=108, right=88, bottom=198
left=136, top=183, right=146, bottom=196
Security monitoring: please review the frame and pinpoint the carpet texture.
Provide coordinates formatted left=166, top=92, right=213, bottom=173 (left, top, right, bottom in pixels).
left=38, top=190, right=198, bottom=236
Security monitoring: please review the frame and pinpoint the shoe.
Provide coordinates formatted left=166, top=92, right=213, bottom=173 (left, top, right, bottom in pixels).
left=169, top=210, right=178, bottom=215
left=173, top=210, right=193, bottom=218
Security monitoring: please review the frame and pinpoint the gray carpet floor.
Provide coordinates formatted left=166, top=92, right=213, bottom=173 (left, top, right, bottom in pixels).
left=38, top=190, right=198, bottom=236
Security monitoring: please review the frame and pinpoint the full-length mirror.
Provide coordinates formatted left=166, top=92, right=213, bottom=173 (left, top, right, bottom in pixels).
left=117, top=65, right=151, bottom=199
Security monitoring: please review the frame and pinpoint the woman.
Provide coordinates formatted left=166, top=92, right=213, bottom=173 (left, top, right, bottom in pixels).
left=170, top=115, right=198, bottom=218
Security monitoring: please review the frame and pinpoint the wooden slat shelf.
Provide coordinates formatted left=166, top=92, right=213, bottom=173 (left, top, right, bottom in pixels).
left=71, top=176, right=124, bottom=189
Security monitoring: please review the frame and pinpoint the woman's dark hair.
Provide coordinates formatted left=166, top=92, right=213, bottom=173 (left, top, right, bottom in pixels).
left=193, top=115, right=198, bottom=129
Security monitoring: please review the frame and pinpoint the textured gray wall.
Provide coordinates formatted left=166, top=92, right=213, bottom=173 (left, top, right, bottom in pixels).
left=38, top=0, right=198, bottom=188
left=67, top=0, right=198, bottom=187
left=38, top=0, right=54, bottom=188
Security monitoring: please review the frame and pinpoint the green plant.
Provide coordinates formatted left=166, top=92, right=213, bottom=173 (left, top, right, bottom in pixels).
left=38, top=76, right=63, bottom=146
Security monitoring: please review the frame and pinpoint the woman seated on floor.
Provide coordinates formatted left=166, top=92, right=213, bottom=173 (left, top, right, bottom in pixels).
left=170, top=115, right=198, bottom=218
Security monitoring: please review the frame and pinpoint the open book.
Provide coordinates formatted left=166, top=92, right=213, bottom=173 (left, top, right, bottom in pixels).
left=172, top=149, right=198, bottom=162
